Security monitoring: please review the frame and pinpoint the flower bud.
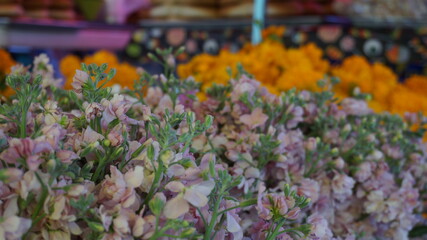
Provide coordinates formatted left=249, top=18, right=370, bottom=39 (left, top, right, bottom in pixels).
left=304, top=137, right=317, bottom=151
left=187, top=111, right=195, bottom=123
left=333, top=157, right=345, bottom=169
left=111, top=147, right=125, bottom=159
left=165, top=54, right=176, bottom=68
left=182, top=221, right=190, bottom=227
left=331, top=148, right=339, bottom=156
left=159, top=150, right=175, bottom=166
left=149, top=192, right=166, bottom=216
left=343, top=124, right=352, bottom=133
left=180, top=228, right=195, bottom=237
left=102, top=139, right=111, bottom=147
left=47, top=159, right=56, bottom=171
left=284, top=184, right=291, bottom=197
left=87, top=221, right=105, bottom=232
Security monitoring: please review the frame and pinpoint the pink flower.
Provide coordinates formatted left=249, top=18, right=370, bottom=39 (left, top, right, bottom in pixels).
left=108, top=130, right=124, bottom=147
left=84, top=102, right=104, bottom=120
left=155, top=95, right=173, bottom=115
left=307, top=214, right=333, bottom=239
left=256, top=184, right=272, bottom=220
left=82, top=126, right=104, bottom=144
left=145, top=87, right=163, bottom=107
left=240, top=108, right=268, bottom=129
left=297, top=178, right=320, bottom=203
left=163, top=180, right=215, bottom=219
left=56, top=150, right=79, bottom=163
left=0, top=216, right=32, bottom=240
left=331, top=173, right=355, bottom=201
left=341, top=98, right=371, bottom=116
left=0, top=138, right=52, bottom=170
left=231, top=75, right=260, bottom=102
left=99, top=166, right=140, bottom=210
left=355, top=162, right=372, bottom=182
left=72, top=70, right=89, bottom=93
left=40, top=123, right=66, bottom=148
left=102, top=94, right=138, bottom=125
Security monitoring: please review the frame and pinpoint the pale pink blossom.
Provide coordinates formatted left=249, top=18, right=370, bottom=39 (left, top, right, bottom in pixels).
left=84, top=102, right=105, bottom=120
left=99, top=166, right=139, bottom=210
left=231, top=76, right=259, bottom=102
left=355, top=161, right=372, bottom=182
left=56, top=150, right=79, bottom=163
left=102, top=94, right=138, bottom=125
left=240, top=108, right=268, bottom=129
left=341, top=98, right=371, bottom=116
left=82, top=126, right=104, bottom=144
left=297, top=178, right=320, bottom=203
left=0, top=138, right=52, bottom=170
left=0, top=216, right=32, bottom=240
left=145, top=87, right=163, bottom=107
left=331, top=173, right=355, bottom=201
left=108, top=130, right=124, bottom=147
left=164, top=180, right=215, bottom=219
left=72, top=70, right=89, bottom=93
left=307, top=214, right=333, bottom=239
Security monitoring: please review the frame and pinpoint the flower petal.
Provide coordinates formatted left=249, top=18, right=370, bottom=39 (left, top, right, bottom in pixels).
left=183, top=188, right=208, bottom=207
left=165, top=181, right=185, bottom=192
left=192, top=180, right=215, bottom=196
left=226, top=212, right=241, bottom=233
left=164, top=195, right=189, bottom=219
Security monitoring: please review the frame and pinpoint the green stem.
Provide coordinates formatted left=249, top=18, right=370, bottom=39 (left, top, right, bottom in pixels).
left=217, top=198, right=257, bottom=215
left=196, top=207, right=208, bottom=228
left=20, top=106, right=27, bottom=138
left=203, top=195, right=223, bottom=240
left=91, top=157, right=106, bottom=182
left=23, top=172, right=49, bottom=239
left=141, top=164, right=163, bottom=210
left=266, top=219, right=287, bottom=240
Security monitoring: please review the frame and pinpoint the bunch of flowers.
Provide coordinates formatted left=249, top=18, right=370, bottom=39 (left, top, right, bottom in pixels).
left=0, top=48, right=427, bottom=240
left=178, top=26, right=427, bottom=116
left=60, top=50, right=140, bottom=91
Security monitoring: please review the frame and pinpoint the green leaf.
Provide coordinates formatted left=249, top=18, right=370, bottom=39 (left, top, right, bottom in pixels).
left=147, top=144, right=155, bottom=160
left=409, top=225, right=427, bottom=238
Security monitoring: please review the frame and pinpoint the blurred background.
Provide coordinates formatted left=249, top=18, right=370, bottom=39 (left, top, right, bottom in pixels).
left=1, top=0, right=427, bottom=111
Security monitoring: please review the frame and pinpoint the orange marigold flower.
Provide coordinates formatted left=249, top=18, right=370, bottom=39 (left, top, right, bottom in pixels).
left=262, top=26, right=286, bottom=40
left=0, top=49, right=17, bottom=97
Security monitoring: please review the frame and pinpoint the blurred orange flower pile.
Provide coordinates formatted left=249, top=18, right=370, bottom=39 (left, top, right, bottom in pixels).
left=178, top=26, right=427, bottom=115
left=60, top=50, right=139, bottom=90
left=0, top=49, right=17, bottom=97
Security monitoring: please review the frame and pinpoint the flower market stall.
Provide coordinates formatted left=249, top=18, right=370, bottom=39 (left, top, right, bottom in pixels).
left=1, top=0, right=427, bottom=240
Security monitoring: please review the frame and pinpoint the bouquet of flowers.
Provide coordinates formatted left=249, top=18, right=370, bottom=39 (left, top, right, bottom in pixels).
left=0, top=48, right=426, bottom=240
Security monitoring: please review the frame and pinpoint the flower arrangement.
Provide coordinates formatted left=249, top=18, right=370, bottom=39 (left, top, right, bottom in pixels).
left=1, top=48, right=427, bottom=240
left=60, top=50, right=140, bottom=91
left=178, top=26, right=427, bottom=116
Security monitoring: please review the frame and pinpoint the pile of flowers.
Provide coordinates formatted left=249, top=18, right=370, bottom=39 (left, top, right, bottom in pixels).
left=178, top=26, right=427, bottom=115
left=60, top=50, right=140, bottom=91
left=1, top=48, right=427, bottom=240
